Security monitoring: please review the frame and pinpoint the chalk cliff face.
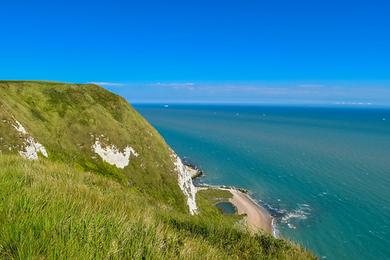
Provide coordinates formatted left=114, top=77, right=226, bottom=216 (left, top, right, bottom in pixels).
left=0, top=81, right=193, bottom=212
left=171, top=151, right=198, bottom=215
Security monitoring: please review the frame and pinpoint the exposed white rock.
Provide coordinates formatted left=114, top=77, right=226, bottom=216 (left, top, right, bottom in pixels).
left=12, top=120, right=27, bottom=134
left=172, top=151, right=198, bottom=215
left=92, top=138, right=138, bottom=169
left=19, top=137, right=48, bottom=160
left=12, top=120, right=48, bottom=160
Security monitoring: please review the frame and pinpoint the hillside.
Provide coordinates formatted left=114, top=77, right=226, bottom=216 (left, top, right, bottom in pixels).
left=0, top=81, right=314, bottom=259
left=0, top=81, right=191, bottom=212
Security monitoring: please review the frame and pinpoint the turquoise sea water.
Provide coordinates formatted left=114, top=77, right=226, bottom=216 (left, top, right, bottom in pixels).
left=135, top=104, right=390, bottom=259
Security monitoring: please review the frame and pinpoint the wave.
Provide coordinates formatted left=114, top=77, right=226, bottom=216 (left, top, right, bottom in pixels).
left=259, top=200, right=312, bottom=230
left=281, top=204, right=311, bottom=229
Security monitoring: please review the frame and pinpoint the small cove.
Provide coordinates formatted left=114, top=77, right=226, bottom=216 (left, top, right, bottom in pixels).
left=215, top=201, right=236, bottom=214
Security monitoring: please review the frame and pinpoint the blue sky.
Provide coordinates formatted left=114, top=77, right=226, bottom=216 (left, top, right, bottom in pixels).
left=1, top=0, right=389, bottom=105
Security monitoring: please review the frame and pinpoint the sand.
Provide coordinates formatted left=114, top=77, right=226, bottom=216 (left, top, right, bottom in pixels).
left=227, top=189, right=273, bottom=234
left=187, top=161, right=273, bottom=234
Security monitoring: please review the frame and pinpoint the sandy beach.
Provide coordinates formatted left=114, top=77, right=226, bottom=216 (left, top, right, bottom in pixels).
left=187, top=162, right=273, bottom=235
left=226, top=188, right=273, bottom=234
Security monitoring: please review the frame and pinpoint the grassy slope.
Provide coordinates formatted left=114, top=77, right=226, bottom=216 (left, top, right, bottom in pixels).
left=0, top=81, right=314, bottom=259
left=0, top=81, right=186, bottom=211
left=0, top=156, right=314, bottom=259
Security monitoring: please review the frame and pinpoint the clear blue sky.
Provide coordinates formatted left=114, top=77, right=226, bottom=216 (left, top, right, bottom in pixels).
left=1, top=0, right=389, bottom=105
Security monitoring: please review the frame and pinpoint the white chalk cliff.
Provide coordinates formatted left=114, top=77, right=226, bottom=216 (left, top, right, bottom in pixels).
left=172, top=152, right=198, bottom=215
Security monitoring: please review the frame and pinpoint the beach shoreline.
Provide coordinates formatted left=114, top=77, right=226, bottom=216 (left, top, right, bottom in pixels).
left=185, top=162, right=275, bottom=235
left=228, top=188, right=274, bottom=234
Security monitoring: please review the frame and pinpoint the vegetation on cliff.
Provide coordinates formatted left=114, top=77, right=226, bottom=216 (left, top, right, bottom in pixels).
left=0, top=81, right=314, bottom=259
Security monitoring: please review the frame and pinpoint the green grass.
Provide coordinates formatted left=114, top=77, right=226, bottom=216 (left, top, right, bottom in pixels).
left=0, top=81, right=315, bottom=259
left=0, top=81, right=186, bottom=211
left=0, top=155, right=314, bottom=259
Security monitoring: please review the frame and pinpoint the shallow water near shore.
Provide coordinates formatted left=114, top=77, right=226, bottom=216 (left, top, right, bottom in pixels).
left=215, top=201, right=236, bottom=214
left=135, top=104, right=390, bottom=259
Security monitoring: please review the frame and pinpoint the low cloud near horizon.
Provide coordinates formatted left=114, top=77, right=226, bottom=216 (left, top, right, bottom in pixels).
left=100, top=81, right=390, bottom=107
left=88, top=82, right=125, bottom=87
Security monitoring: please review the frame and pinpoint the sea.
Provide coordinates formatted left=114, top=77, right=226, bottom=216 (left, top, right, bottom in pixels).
left=134, top=104, right=390, bottom=259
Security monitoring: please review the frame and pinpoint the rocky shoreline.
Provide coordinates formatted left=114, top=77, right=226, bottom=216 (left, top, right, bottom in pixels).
left=183, top=161, right=275, bottom=235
